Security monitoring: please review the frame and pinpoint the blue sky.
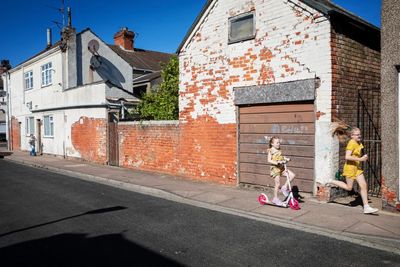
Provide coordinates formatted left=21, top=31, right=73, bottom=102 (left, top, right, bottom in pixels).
left=0, top=0, right=380, bottom=67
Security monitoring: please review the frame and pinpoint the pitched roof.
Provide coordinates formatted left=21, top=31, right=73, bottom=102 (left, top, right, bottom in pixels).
left=132, top=71, right=161, bottom=85
left=108, top=45, right=172, bottom=71
left=177, top=0, right=380, bottom=53
left=10, top=27, right=172, bottom=73
left=302, top=0, right=380, bottom=30
left=10, top=41, right=62, bottom=71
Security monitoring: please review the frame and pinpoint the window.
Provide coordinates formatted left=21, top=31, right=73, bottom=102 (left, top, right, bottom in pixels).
left=41, top=62, right=53, bottom=86
left=228, top=12, right=255, bottom=44
left=26, top=117, right=35, bottom=135
left=133, top=85, right=148, bottom=97
left=24, top=71, right=33, bottom=90
left=44, top=115, right=54, bottom=137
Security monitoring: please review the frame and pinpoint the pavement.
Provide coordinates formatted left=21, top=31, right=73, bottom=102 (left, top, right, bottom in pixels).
left=1, top=148, right=400, bottom=255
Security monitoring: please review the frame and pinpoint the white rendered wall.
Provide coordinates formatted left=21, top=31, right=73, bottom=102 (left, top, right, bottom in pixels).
left=8, top=49, right=109, bottom=157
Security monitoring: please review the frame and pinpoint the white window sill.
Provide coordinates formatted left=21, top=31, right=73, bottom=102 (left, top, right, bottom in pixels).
left=41, top=83, right=53, bottom=88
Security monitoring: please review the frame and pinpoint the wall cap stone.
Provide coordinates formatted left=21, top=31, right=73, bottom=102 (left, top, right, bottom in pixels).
left=234, top=78, right=317, bottom=105
left=119, top=120, right=179, bottom=126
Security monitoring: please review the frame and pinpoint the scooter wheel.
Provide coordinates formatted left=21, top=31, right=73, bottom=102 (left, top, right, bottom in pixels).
left=289, top=198, right=300, bottom=210
left=258, top=193, right=268, bottom=205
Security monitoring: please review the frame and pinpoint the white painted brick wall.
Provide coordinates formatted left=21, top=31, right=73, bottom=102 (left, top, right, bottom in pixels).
left=179, top=0, right=336, bottom=186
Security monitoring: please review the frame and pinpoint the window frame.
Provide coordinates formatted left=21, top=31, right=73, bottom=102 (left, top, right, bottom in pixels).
left=43, top=115, right=54, bottom=137
left=41, top=62, right=53, bottom=87
left=24, top=70, right=34, bottom=90
left=25, top=116, right=35, bottom=136
left=228, top=12, right=256, bottom=44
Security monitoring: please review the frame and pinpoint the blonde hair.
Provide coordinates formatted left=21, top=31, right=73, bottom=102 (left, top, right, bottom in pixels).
left=268, top=136, right=280, bottom=148
left=331, top=119, right=353, bottom=143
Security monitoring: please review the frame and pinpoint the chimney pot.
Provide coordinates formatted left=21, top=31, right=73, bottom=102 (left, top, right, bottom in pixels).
left=114, top=27, right=135, bottom=51
left=47, top=28, right=52, bottom=48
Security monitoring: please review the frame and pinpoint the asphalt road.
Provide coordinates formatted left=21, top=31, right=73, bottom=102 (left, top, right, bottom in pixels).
left=0, top=160, right=399, bottom=267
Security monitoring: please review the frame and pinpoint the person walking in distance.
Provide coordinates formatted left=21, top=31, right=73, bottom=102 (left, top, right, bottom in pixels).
left=29, top=134, right=36, bottom=156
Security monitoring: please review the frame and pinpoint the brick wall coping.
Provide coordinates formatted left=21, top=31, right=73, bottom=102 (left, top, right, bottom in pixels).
left=119, top=120, right=179, bottom=126
left=234, top=78, right=317, bottom=105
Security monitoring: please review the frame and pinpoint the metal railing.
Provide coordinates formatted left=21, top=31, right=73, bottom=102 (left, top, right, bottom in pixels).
left=357, top=89, right=381, bottom=197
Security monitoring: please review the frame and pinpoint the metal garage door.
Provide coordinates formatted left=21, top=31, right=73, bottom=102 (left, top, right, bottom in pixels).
left=238, top=102, right=315, bottom=192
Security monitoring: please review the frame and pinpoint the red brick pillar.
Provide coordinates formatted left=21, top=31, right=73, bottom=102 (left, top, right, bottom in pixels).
left=11, top=116, right=21, bottom=151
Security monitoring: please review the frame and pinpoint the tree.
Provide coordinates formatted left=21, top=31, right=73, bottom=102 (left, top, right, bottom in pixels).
left=138, top=56, right=179, bottom=120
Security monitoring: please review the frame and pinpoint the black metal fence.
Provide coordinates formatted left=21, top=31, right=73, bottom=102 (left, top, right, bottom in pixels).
left=357, top=89, right=381, bottom=197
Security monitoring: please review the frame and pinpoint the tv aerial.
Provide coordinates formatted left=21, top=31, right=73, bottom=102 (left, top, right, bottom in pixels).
left=43, top=0, right=66, bottom=29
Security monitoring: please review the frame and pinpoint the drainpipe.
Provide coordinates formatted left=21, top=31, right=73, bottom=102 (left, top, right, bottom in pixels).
left=22, top=65, right=25, bottom=105
left=63, top=110, right=66, bottom=158
left=4, top=72, right=11, bottom=150
left=397, top=68, right=400, bottom=203
left=121, top=101, right=125, bottom=120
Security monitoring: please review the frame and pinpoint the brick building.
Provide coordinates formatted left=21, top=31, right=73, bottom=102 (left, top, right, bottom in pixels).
left=172, top=0, right=380, bottom=198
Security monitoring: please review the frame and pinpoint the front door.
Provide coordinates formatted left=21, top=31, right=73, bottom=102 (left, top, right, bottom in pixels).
left=108, top=112, right=119, bottom=166
left=36, top=119, right=42, bottom=155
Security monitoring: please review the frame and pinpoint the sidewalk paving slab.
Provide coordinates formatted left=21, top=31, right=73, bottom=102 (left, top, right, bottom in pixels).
left=2, top=150, right=400, bottom=255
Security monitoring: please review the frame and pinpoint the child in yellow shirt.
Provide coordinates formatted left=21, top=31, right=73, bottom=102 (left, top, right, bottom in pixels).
left=329, top=127, right=378, bottom=214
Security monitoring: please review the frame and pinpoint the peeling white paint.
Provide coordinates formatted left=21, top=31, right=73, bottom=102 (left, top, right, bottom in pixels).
left=179, top=0, right=336, bottom=186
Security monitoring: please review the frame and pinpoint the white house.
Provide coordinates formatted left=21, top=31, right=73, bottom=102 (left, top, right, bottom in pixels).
left=3, top=26, right=171, bottom=164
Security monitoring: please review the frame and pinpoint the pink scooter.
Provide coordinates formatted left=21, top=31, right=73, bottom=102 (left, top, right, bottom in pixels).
left=258, top=163, right=300, bottom=210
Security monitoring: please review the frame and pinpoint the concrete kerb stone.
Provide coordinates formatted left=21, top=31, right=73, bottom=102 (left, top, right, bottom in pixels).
left=4, top=157, right=181, bottom=201
left=4, top=157, right=400, bottom=256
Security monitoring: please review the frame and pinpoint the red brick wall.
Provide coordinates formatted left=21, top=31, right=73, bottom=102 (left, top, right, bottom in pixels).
left=119, top=122, right=180, bottom=173
left=179, top=116, right=237, bottom=184
left=118, top=119, right=237, bottom=185
left=11, top=116, right=20, bottom=150
left=331, top=24, right=380, bottom=167
left=71, top=117, right=107, bottom=164
left=331, top=28, right=380, bottom=125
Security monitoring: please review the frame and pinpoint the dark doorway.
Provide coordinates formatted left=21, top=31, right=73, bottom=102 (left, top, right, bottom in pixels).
left=108, top=112, right=119, bottom=166
left=36, top=119, right=42, bottom=155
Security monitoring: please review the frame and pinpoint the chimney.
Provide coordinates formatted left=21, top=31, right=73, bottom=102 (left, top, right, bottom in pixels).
left=113, top=27, right=135, bottom=50
left=47, top=28, right=52, bottom=48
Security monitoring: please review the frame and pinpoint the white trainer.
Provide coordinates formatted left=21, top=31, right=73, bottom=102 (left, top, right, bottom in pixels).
left=363, top=206, right=379, bottom=214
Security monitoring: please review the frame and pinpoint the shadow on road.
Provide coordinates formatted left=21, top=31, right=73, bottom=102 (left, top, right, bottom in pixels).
left=0, top=232, right=183, bottom=266
left=0, top=206, right=128, bottom=238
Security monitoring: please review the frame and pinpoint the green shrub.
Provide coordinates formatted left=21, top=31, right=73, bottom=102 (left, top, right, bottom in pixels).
left=137, top=56, right=179, bottom=120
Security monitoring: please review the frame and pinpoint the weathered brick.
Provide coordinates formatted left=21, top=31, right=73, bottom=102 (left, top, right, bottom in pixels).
left=11, top=116, right=20, bottom=150
left=71, top=117, right=107, bottom=164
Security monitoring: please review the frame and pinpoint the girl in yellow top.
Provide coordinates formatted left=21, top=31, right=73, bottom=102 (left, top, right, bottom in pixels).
left=267, top=136, right=296, bottom=206
left=329, top=127, right=378, bottom=214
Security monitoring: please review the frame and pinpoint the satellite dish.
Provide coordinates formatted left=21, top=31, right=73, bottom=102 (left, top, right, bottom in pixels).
left=88, top=39, right=100, bottom=54
left=90, top=55, right=102, bottom=70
